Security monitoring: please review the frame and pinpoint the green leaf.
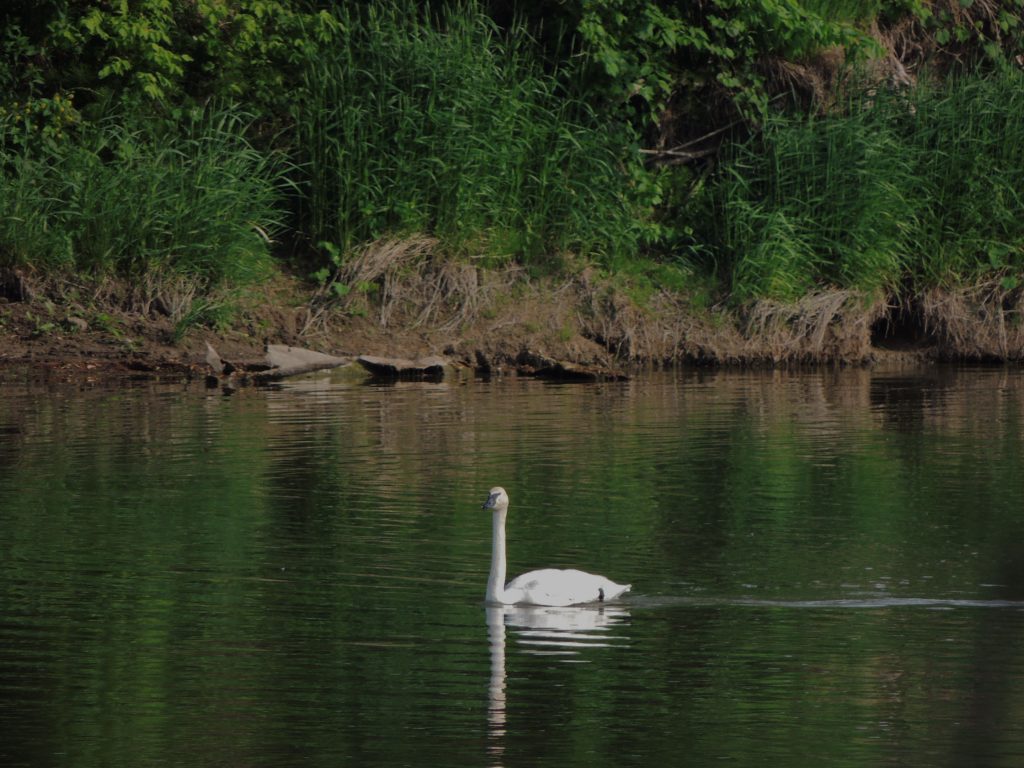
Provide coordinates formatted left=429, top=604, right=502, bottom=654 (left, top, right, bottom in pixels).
left=82, top=10, right=105, bottom=35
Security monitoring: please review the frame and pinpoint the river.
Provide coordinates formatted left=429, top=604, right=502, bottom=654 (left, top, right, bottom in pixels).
left=2, top=366, right=1023, bottom=766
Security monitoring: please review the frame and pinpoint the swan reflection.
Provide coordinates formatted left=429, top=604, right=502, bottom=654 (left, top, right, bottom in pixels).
left=486, top=603, right=630, bottom=765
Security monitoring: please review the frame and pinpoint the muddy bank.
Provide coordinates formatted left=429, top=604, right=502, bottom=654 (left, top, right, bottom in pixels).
left=1, top=251, right=1021, bottom=383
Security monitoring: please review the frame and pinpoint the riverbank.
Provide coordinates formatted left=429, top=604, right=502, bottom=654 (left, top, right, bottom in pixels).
left=4, top=258, right=1019, bottom=384
left=4, top=3, right=1024, bottom=386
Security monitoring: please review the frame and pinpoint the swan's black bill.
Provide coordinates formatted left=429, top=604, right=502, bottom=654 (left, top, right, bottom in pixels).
left=482, top=492, right=500, bottom=510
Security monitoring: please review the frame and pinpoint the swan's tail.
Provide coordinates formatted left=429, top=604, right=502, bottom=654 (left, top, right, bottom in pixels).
left=605, top=582, right=631, bottom=601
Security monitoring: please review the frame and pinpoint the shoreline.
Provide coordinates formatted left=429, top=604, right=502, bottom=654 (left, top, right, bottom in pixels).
left=2, top=269, right=1013, bottom=386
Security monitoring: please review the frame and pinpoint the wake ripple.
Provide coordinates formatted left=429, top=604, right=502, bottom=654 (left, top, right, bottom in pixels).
left=626, top=595, right=1024, bottom=610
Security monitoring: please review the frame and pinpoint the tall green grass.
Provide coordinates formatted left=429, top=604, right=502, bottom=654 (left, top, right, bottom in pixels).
left=293, top=1, right=644, bottom=266
left=693, top=69, right=1024, bottom=301
left=706, top=91, right=916, bottom=300
left=905, top=73, right=1024, bottom=286
left=0, top=107, right=286, bottom=286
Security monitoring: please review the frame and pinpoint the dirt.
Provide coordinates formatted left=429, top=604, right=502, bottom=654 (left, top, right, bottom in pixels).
left=0, top=267, right=622, bottom=383
left=2, top=255, right=1018, bottom=385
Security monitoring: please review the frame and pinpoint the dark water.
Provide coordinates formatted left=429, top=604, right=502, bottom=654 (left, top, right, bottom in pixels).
left=2, top=367, right=1024, bottom=767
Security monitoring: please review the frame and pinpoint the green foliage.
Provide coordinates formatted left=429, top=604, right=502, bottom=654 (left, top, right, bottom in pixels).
left=603, top=254, right=707, bottom=308
left=711, top=94, right=915, bottom=300
left=567, top=0, right=878, bottom=121
left=172, top=296, right=237, bottom=342
left=3, top=0, right=1024, bottom=313
left=690, top=68, right=1024, bottom=300
left=0, top=92, right=81, bottom=153
left=0, top=106, right=286, bottom=285
left=905, top=71, right=1024, bottom=286
left=3, top=1, right=339, bottom=115
left=920, top=0, right=1024, bottom=64
left=0, top=13, right=44, bottom=94
left=294, top=1, right=647, bottom=265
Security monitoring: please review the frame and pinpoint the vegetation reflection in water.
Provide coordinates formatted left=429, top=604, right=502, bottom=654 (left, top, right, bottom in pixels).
left=1, top=368, right=1024, bottom=766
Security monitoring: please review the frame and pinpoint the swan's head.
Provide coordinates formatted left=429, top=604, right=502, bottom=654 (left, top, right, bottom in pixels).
left=482, top=486, right=509, bottom=512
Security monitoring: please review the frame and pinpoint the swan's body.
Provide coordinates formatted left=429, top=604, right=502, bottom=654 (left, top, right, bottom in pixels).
left=482, top=487, right=630, bottom=607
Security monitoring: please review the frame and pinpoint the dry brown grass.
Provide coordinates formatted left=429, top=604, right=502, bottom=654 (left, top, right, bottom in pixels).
left=299, top=236, right=526, bottom=339
left=0, top=266, right=217, bottom=323
left=739, top=290, right=886, bottom=364
left=12, top=244, right=1019, bottom=373
left=575, top=272, right=732, bottom=365
left=921, top=279, right=1024, bottom=360
left=6, top=252, right=1024, bottom=376
left=761, top=50, right=847, bottom=113
left=575, top=275, right=884, bottom=367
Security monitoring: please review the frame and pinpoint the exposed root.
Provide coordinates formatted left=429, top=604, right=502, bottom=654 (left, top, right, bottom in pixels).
left=872, top=0, right=1008, bottom=82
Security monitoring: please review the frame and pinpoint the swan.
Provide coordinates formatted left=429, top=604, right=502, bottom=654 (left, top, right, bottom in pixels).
left=482, top=486, right=631, bottom=607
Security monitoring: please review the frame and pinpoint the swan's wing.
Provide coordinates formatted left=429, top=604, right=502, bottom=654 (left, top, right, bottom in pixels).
left=507, top=568, right=630, bottom=607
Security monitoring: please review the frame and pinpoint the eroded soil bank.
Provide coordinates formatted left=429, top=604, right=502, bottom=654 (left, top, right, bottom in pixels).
left=2, top=257, right=1022, bottom=383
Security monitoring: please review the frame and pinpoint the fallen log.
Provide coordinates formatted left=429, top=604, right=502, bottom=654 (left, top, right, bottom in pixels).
left=357, top=354, right=449, bottom=380
left=514, top=350, right=628, bottom=381
left=252, top=344, right=351, bottom=382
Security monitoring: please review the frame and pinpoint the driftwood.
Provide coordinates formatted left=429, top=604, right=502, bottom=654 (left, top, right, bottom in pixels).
left=204, top=343, right=622, bottom=386
left=203, top=342, right=237, bottom=378
left=357, top=355, right=449, bottom=380
left=253, top=344, right=351, bottom=381
left=204, top=343, right=455, bottom=385
left=514, top=350, right=628, bottom=382
left=524, top=360, right=628, bottom=382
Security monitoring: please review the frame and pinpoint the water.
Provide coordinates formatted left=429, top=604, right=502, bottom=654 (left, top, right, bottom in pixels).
left=2, top=367, right=1024, bottom=767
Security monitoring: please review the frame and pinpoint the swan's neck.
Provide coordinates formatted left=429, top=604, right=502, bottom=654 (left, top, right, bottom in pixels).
left=486, top=509, right=508, bottom=603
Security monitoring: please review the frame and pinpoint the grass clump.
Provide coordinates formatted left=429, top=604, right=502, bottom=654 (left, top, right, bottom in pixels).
left=696, top=88, right=917, bottom=301
left=691, top=68, right=1024, bottom=302
left=293, top=1, right=645, bottom=268
left=0, top=106, right=286, bottom=290
left=906, top=72, right=1024, bottom=287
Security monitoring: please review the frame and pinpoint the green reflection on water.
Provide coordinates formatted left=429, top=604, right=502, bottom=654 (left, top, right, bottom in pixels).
left=2, top=369, right=1024, bottom=767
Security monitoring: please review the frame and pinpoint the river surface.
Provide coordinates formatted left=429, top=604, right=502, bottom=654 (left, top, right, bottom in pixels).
left=2, top=366, right=1024, bottom=767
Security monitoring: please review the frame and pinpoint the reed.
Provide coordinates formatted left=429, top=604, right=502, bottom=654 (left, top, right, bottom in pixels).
left=292, top=1, right=642, bottom=267
left=695, top=68, right=1024, bottom=301
left=0, top=106, right=286, bottom=288
left=707, top=92, right=914, bottom=301
left=905, top=72, right=1024, bottom=287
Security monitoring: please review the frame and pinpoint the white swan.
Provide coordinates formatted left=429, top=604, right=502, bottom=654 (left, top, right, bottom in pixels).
left=482, top=486, right=631, bottom=606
